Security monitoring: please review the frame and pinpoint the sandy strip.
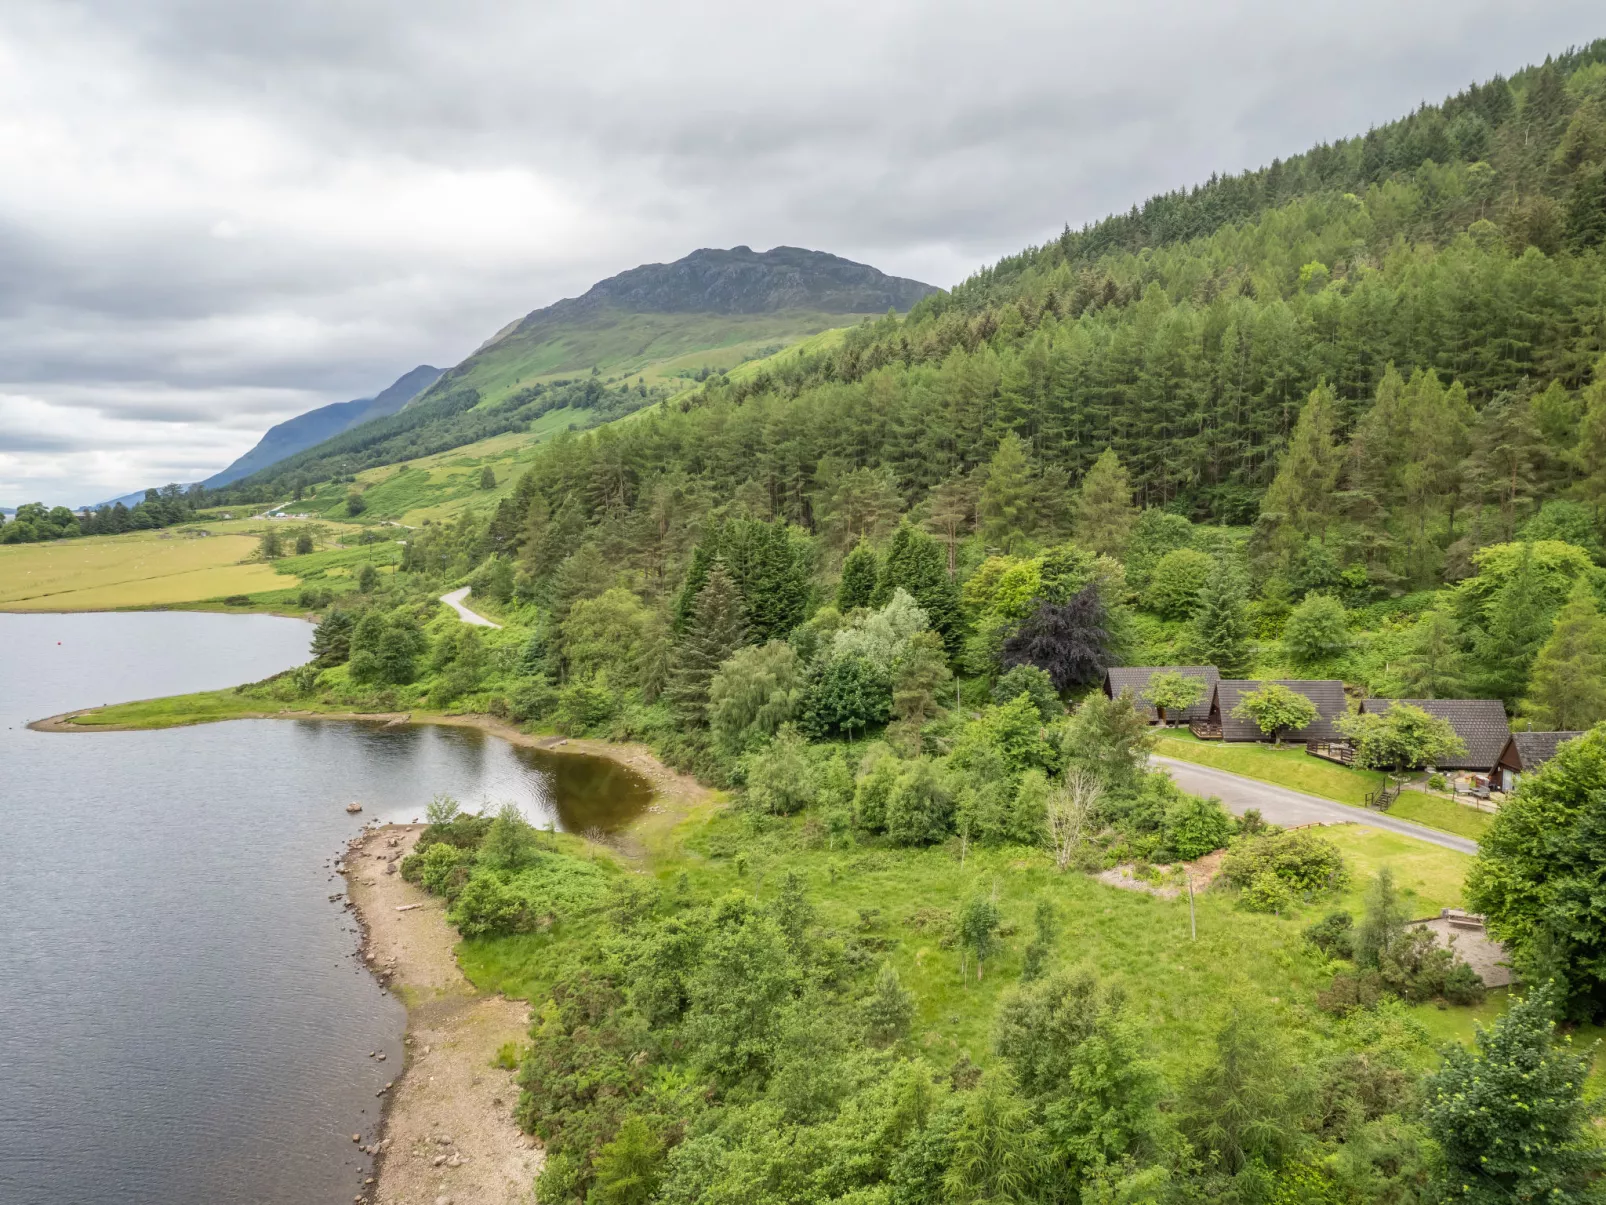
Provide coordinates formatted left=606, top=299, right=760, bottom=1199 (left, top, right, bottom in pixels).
left=344, top=824, right=541, bottom=1205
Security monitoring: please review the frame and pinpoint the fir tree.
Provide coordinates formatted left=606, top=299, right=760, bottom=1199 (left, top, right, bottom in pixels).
left=666, top=560, right=748, bottom=724
left=1523, top=578, right=1606, bottom=731
left=1473, top=543, right=1557, bottom=703
left=836, top=539, right=878, bottom=611
left=1072, top=447, right=1137, bottom=558
left=1186, top=560, right=1253, bottom=677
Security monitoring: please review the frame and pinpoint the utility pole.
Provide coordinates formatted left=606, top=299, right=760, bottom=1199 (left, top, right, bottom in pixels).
left=1188, top=875, right=1197, bottom=941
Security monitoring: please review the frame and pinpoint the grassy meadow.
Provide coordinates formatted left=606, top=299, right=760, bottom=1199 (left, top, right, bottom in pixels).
left=456, top=783, right=1489, bottom=1088
left=0, top=530, right=290, bottom=611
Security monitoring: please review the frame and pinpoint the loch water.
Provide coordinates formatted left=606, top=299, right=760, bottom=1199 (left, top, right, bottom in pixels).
left=0, top=611, right=648, bottom=1205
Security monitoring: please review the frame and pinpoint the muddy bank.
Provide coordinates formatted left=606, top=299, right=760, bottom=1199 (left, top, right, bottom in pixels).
left=342, top=823, right=542, bottom=1205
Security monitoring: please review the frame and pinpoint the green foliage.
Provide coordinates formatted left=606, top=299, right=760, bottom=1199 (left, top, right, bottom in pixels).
left=709, top=640, right=805, bottom=755
left=1073, top=448, right=1138, bottom=559
left=874, top=522, right=966, bottom=653
left=992, top=664, right=1061, bottom=722
left=1223, top=830, right=1349, bottom=901
left=837, top=539, right=879, bottom=611
left=885, top=757, right=955, bottom=845
left=1393, top=606, right=1468, bottom=698
left=803, top=651, right=891, bottom=739
left=865, top=962, right=916, bottom=1045
left=1337, top=703, right=1466, bottom=774
left=743, top=726, right=816, bottom=815
left=1304, top=912, right=1355, bottom=960
left=1124, top=509, right=1196, bottom=592
left=310, top=609, right=355, bottom=665
left=958, top=894, right=1002, bottom=979
left=1185, top=560, right=1254, bottom=678
left=1467, top=727, right=1606, bottom=1016
left=1142, top=548, right=1214, bottom=620
left=1142, top=670, right=1207, bottom=726
left=1353, top=867, right=1408, bottom=970
left=1061, top=690, right=1155, bottom=796
left=666, top=559, right=748, bottom=724
left=1162, top=792, right=1235, bottom=861
left=1231, top=683, right=1320, bottom=743
left=1522, top=577, right=1606, bottom=730
left=1282, top=593, right=1350, bottom=669
left=1424, top=982, right=1604, bottom=1203
left=979, top=433, right=1036, bottom=553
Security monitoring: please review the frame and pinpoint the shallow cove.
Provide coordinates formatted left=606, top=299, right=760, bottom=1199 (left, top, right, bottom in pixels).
left=0, top=611, right=648, bottom=1205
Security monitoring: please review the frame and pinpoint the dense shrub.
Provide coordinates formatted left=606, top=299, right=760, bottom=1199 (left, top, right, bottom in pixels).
left=1223, top=830, right=1349, bottom=897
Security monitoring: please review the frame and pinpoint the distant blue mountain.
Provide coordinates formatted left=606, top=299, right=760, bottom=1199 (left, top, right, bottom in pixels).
left=201, top=364, right=443, bottom=489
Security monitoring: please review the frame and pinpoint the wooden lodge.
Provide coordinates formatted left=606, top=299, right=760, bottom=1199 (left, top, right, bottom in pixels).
left=1208, top=679, right=1348, bottom=743
left=1358, top=698, right=1511, bottom=772
left=1101, top=666, right=1220, bottom=725
left=1493, top=730, right=1585, bottom=792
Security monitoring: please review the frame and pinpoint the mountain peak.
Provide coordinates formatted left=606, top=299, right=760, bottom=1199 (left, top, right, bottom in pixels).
left=535, top=245, right=936, bottom=323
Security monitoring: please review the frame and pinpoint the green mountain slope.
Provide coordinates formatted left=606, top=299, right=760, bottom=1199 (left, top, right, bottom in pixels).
left=217, top=246, right=935, bottom=501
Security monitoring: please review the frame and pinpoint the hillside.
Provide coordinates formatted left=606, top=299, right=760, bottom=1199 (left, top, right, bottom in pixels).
left=201, top=364, right=443, bottom=489
left=210, top=246, right=935, bottom=503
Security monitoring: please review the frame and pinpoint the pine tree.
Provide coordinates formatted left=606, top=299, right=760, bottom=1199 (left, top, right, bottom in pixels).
left=666, top=560, right=748, bottom=724
left=1186, top=560, right=1253, bottom=677
left=1072, top=447, right=1137, bottom=558
left=1474, top=543, right=1557, bottom=704
left=979, top=433, right=1034, bottom=553
left=923, top=475, right=975, bottom=577
left=836, top=539, right=878, bottom=611
left=1523, top=578, right=1606, bottom=731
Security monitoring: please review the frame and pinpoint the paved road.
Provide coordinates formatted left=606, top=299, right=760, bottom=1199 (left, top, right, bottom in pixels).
left=1153, top=755, right=1478, bottom=856
left=439, top=586, right=501, bottom=629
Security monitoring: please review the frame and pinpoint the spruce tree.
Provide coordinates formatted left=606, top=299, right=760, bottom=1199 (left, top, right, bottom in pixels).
left=1474, top=543, right=1557, bottom=704
left=1186, top=560, right=1253, bottom=677
left=666, top=560, right=748, bottom=724
left=1395, top=607, right=1467, bottom=698
left=1072, top=447, right=1137, bottom=558
left=1523, top=578, right=1606, bottom=731
left=836, top=539, right=878, bottom=611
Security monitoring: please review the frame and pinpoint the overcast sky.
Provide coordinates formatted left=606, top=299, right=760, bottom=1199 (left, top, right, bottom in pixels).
left=1, top=1, right=1600, bottom=506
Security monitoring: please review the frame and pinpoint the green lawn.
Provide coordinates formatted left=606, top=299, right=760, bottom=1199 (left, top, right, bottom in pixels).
left=1387, top=792, right=1495, bottom=842
left=1155, top=732, right=1386, bottom=805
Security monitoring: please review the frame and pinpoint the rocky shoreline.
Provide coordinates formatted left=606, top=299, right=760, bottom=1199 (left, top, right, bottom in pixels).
left=341, top=822, right=541, bottom=1205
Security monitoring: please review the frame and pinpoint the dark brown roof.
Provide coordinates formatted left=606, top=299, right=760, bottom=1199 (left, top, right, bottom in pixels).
left=1104, top=666, right=1220, bottom=722
left=1360, top=698, right=1511, bottom=770
left=1500, top=730, right=1587, bottom=771
left=1213, top=679, right=1348, bottom=742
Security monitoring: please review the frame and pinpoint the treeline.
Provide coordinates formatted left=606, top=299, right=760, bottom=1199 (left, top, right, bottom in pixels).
left=0, top=485, right=206, bottom=544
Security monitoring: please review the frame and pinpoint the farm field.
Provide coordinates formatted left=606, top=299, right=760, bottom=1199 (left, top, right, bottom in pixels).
left=0, top=531, right=295, bottom=610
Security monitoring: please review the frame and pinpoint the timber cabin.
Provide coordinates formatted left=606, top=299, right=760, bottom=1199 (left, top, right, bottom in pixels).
left=1102, top=666, right=1220, bottom=725
left=1208, top=679, right=1348, bottom=743
left=1493, top=731, right=1585, bottom=792
left=1357, top=698, right=1511, bottom=773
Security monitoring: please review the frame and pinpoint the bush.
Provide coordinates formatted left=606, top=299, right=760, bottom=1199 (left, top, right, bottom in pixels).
left=1305, top=911, right=1355, bottom=959
left=557, top=674, right=616, bottom=734
left=1241, top=870, right=1296, bottom=913
left=991, top=664, right=1061, bottom=721
left=1317, top=970, right=1385, bottom=1015
left=448, top=871, right=531, bottom=938
left=1161, top=792, right=1235, bottom=861
left=884, top=759, right=954, bottom=845
left=1223, top=830, right=1349, bottom=896
left=743, top=727, right=815, bottom=815
left=405, top=840, right=475, bottom=899
left=510, top=678, right=560, bottom=722
left=1144, top=548, right=1216, bottom=619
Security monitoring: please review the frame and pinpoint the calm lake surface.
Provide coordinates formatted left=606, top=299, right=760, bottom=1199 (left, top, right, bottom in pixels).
left=0, top=610, right=649, bottom=1205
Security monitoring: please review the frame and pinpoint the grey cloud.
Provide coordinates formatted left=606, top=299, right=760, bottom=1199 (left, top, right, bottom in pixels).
left=3, top=0, right=1603, bottom=503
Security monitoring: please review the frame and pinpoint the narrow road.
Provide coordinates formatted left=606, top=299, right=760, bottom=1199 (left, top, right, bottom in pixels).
left=1153, top=755, right=1479, bottom=856
left=439, top=586, right=502, bottom=629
